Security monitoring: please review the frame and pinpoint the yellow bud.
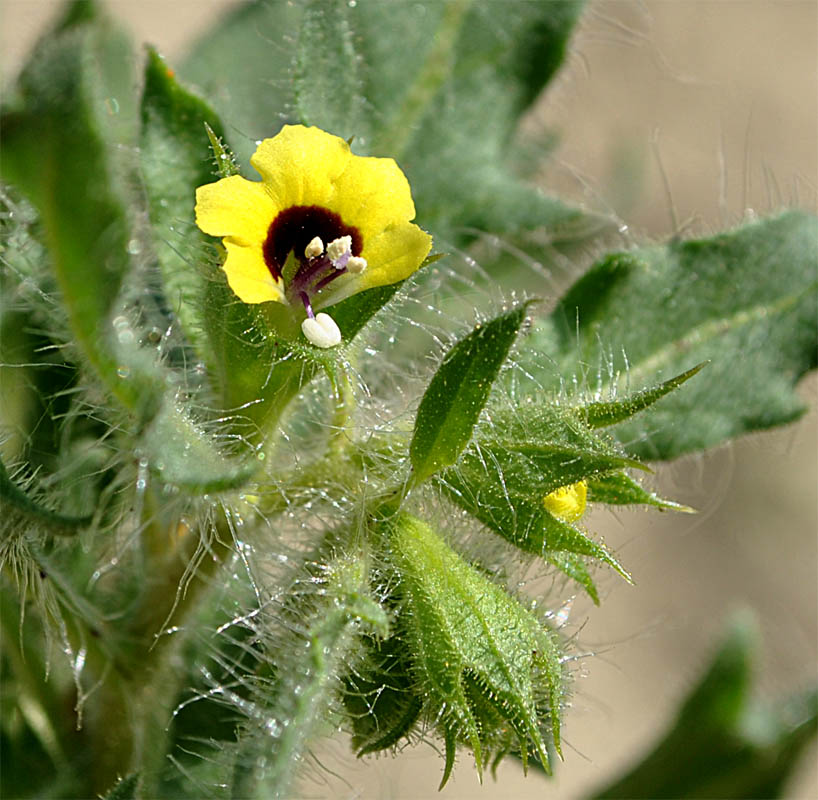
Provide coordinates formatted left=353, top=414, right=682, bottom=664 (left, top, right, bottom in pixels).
left=543, top=480, right=587, bottom=522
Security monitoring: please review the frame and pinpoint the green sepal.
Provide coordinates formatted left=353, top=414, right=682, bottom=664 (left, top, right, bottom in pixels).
left=578, top=362, right=707, bottom=429
left=410, top=302, right=531, bottom=483
left=544, top=551, right=600, bottom=605
left=204, top=122, right=239, bottom=178
left=440, top=466, right=630, bottom=583
left=201, top=267, right=310, bottom=435
left=343, top=635, right=423, bottom=756
left=587, top=472, right=695, bottom=513
left=139, top=47, right=228, bottom=355
left=436, top=402, right=639, bottom=586
left=385, top=513, right=564, bottom=782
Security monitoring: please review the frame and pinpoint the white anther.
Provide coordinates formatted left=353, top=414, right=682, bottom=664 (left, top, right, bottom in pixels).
left=346, top=256, right=367, bottom=274
left=301, top=313, right=342, bottom=348
left=326, top=235, right=352, bottom=263
left=304, top=236, right=324, bottom=259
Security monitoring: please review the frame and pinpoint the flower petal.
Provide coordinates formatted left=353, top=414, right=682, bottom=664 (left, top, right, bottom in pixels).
left=250, top=125, right=351, bottom=208
left=329, top=155, right=417, bottom=241
left=314, top=222, right=432, bottom=309
left=195, top=175, right=275, bottom=245
left=358, top=223, right=433, bottom=291
left=222, top=240, right=284, bottom=304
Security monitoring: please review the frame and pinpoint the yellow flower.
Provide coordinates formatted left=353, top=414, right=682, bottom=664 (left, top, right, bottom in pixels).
left=195, top=125, right=432, bottom=347
left=543, top=481, right=587, bottom=523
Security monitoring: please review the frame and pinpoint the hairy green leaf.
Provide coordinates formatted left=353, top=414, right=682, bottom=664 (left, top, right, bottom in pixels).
left=355, top=0, right=588, bottom=246
left=0, top=7, right=156, bottom=414
left=410, top=303, right=530, bottom=483
left=527, top=212, right=818, bottom=459
left=293, top=0, right=368, bottom=141
left=592, top=615, right=818, bottom=799
left=180, top=0, right=302, bottom=163
left=140, top=48, right=227, bottom=354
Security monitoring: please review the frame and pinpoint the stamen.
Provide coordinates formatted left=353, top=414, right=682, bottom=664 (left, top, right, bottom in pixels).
left=299, top=291, right=315, bottom=318
left=314, top=266, right=347, bottom=292
left=326, top=235, right=352, bottom=264
left=347, top=256, right=367, bottom=274
left=304, top=236, right=324, bottom=259
left=301, top=312, right=342, bottom=348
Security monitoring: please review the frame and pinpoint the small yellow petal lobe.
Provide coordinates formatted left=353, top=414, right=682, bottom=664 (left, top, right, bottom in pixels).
left=543, top=481, right=588, bottom=523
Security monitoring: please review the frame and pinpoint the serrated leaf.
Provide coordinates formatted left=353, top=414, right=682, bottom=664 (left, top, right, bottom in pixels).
left=592, top=614, right=818, bottom=799
left=140, top=48, right=227, bottom=354
left=387, top=513, right=563, bottom=780
left=587, top=472, right=694, bottom=513
left=293, top=0, right=368, bottom=141
left=529, top=212, right=818, bottom=460
left=410, top=303, right=530, bottom=483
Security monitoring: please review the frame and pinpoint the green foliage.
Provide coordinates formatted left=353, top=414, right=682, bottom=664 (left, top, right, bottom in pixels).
left=294, top=0, right=368, bottom=142
left=410, top=303, right=530, bottom=483
left=0, top=5, right=155, bottom=415
left=592, top=615, right=818, bottom=799
left=1, top=0, right=815, bottom=798
left=140, top=48, right=226, bottom=354
left=181, top=0, right=590, bottom=249
left=438, top=400, right=641, bottom=598
left=385, top=513, right=563, bottom=785
left=528, top=212, right=818, bottom=460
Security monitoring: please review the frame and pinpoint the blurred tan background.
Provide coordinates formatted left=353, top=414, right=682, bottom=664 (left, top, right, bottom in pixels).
left=2, top=2, right=816, bottom=798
